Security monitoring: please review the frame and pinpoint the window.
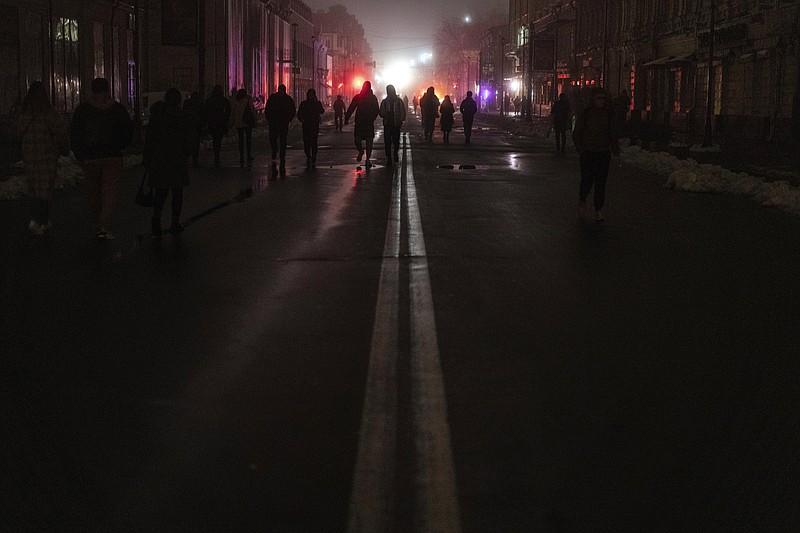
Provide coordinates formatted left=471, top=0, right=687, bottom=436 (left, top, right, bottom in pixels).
left=93, top=23, right=104, bottom=79
left=54, top=18, right=80, bottom=112
left=672, top=69, right=682, bottom=112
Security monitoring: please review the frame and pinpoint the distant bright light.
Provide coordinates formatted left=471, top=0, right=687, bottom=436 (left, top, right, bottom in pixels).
left=510, top=79, right=520, bottom=92
left=353, top=77, right=364, bottom=89
left=464, top=15, right=471, bottom=23
left=418, top=52, right=433, bottom=64
left=380, top=61, right=413, bottom=91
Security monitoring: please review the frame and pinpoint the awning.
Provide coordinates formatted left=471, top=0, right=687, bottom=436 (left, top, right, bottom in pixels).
left=643, top=56, right=672, bottom=66
left=666, top=54, right=695, bottom=64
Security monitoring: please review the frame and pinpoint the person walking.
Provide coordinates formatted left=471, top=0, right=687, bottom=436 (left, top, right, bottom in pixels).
left=232, top=88, right=256, bottom=167
left=144, top=88, right=192, bottom=237
left=571, top=87, right=621, bottom=223
left=402, top=94, right=409, bottom=115
left=514, top=95, right=522, bottom=116
left=504, top=93, right=511, bottom=115
left=412, top=94, right=418, bottom=116
left=297, top=88, right=326, bottom=169
left=204, top=85, right=231, bottom=168
left=264, top=84, right=296, bottom=172
left=439, top=95, right=455, bottom=144
left=182, top=91, right=204, bottom=168
left=345, top=80, right=380, bottom=168
left=333, top=95, right=345, bottom=131
left=378, top=84, right=407, bottom=166
left=550, top=92, right=572, bottom=156
left=459, top=90, right=478, bottom=144
left=16, top=81, right=70, bottom=236
left=419, top=86, right=440, bottom=142
left=70, top=77, right=133, bottom=240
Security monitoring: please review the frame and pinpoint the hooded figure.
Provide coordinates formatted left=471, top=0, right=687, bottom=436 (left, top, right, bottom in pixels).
left=265, top=84, right=296, bottom=170
left=297, top=88, right=326, bottom=168
left=345, top=81, right=380, bottom=166
left=144, top=88, right=192, bottom=237
left=572, top=87, right=621, bottom=223
left=419, top=86, right=440, bottom=141
left=69, top=77, right=134, bottom=240
left=378, top=84, right=407, bottom=165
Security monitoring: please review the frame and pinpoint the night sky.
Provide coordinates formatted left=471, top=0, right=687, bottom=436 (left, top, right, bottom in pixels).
left=304, top=0, right=508, bottom=65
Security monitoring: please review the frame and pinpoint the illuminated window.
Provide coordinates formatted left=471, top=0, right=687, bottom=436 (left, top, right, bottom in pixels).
left=672, top=69, right=682, bottom=112
left=54, top=18, right=80, bottom=112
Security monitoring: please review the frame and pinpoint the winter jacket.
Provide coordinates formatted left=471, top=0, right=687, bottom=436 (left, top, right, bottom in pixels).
left=144, top=102, right=191, bottom=188
left=439, top=100, right=455, bottom=131
left=69, top=93, right=133, bottom=161
left=297, top=99, right=326, bottom=131
left=459, top=96, right=478, bottom=121
left=572, top=107, right=620, bottom=155
left=551, top=99, right=572, bottom=130
left=204, top=94, right=231, bottom=136
left=265, top=90, right=296, bottom=129
left=232, top=96, right=257, bottom=129
left=379, top=96, right=407, bottom=128
left=17, top=109, right=70, bottom=200
left=333, top=98, right=346, bottom=116
left=345, top=89, right=379, bottom=138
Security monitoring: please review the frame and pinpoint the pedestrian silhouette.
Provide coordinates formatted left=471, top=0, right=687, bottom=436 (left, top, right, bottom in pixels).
left=402, top=94, right=409, bottom=115
left=439, top=95, right=455, bottom=144
left=504, top=93, right=511, bottom=115
left=514, top=95, right=522, bottom=116
left=265, top=84, right=296, bottom=173
left=572, top=87, right=621, bottom=223
left=144, top=88, right=192, bottom=237
left=412, top=94, right=418, bottom=116
left=551, top=92, right=572, bottom=156
left=333, top=94, right=345, bottom=131
left=204, top=85, right=231, bottom=168
left=459, top=91, right=478, bottom=144
left=233, top=88, right=256, bottom=167
left=345, top=80, right=380, bottom=168
left=69, top=77, right=133, bottom=240
left=378, top=84, right=407, bottom=166
left=17, top=81, right=70, bottom=235
left=183, top=90, right=205, bottom=167
left=297, top=88, right=326, bottom=169
left=420, top=86, right=440, bottom=142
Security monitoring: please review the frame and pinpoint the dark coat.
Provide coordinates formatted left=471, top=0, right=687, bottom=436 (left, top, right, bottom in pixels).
left=459, top=96, right=478, bottom=121
left=144, top=102, right=191, bottom=188
left=345, top=89, right=380, bottom=139
left=204, top=94, right=231, bottom=136
left=551, top=99, right=572, bottom=130
left=439, top=101, right=455, bottom=131
left=265, top=90, right=296, bottom=130
left=70, top=94, right=133, bottom=161
left=297, top=99, right=326, bottom=131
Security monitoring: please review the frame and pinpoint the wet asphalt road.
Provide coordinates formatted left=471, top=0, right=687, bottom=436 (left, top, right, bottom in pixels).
left=3, top=111, right=800, bottom=532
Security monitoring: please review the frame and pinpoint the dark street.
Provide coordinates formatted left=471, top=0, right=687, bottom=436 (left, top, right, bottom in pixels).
left=3, top=112, right=800, bottom=532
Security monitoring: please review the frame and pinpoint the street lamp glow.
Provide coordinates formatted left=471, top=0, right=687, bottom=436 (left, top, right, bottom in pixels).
left=464, top=15, right=471, bottom=23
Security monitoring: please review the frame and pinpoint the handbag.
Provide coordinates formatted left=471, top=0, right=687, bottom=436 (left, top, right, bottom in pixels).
left=135, top=170, right=154, bottom=207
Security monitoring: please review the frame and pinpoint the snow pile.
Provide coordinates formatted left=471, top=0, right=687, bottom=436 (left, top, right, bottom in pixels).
left=1, top=152, right=145, bottom=200
left=621, top=142, right=800, bottom=216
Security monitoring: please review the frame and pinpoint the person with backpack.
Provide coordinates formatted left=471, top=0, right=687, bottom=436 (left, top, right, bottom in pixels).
left=204, top=85, right=231, bottom=168
left=419, top=86, right=440, bottom=142
left=571, top=87, right=621, bottom=223
left=70, top=77, right=133, bottom=240
left=144, top=88, right=192, bottom=237
left=232, top=88, right=256, bottom=167
left=17, top=81, right=70, bottom=235
left=297, top=88, right=326, bottom=169
left=378, top=84, right=407, bottom=166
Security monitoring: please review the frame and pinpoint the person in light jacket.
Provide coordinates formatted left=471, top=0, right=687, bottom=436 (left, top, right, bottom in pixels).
left=378, top=84, right=407, bottom=165
left=17, top=81, right=70, bottom=235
